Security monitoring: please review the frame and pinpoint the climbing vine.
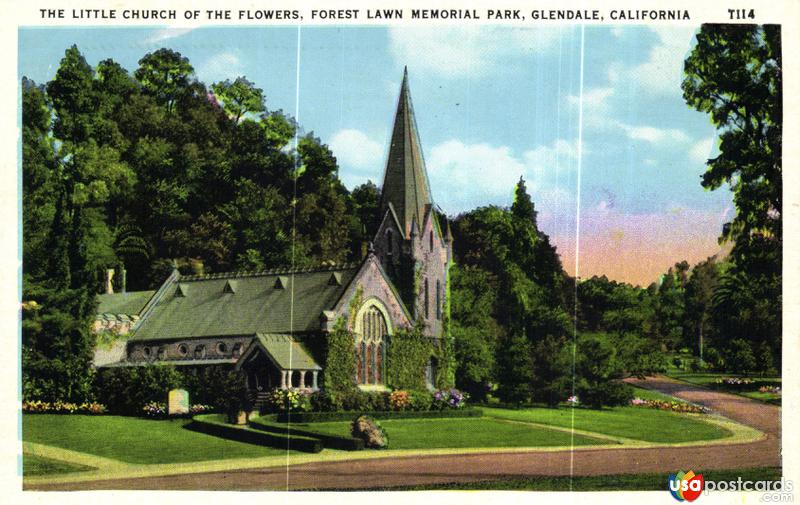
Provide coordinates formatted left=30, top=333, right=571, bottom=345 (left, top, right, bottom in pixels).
left=322, top=317, right=357, bottom=394
left=347, top=285, right=364, bottom=330
left=436, top=260, right=456, bottom=388
left=386, top=323, right=432, bottom=390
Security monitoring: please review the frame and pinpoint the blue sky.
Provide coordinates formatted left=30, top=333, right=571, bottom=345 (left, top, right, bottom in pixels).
left=18, top=25, right=732, bottom=284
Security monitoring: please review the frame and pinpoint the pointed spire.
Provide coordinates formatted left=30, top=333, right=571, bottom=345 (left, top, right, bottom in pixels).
left=379, top=68, right=433, bottom=238
left=445, top=219, right=453, bottom=243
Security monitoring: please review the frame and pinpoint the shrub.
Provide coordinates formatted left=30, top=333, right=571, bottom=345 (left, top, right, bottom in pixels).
left=142, top=401, right=167, bottom=418
left=310, top=390, right=339, bottom=411
left=408, top=390, right=433, bottom=411
left=432, top=388, right=469, bottom=409
left=94, top=365, right=182, bottom=415
left=389, top=390, right=411, bottom=411
left=264, top=388, right=312, bottom=413
left=703, top=347, right=724, bottom=370
left=351, top=415, right=388, bottom=449
left=576, top=380, right=634, bottom=409
left=725, top=339, right=757, bottom=375
left=177, top=365, right=248, bottom=413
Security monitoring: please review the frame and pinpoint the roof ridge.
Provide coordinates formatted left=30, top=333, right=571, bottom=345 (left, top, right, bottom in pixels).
left=179, top=262, right=360, bottom=281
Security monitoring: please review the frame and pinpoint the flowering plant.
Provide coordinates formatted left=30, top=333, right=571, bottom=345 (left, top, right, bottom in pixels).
left=142, top=402, right=167, bottom=418
left=190, top=404, right=215, bottom=414
left=265, top=388, right=312, bottom=412
left=23, top=400, right=107, bottom=415
left=629, top=397, right=710, bottom=414
left=432, top=388, right=469, bottom=409
left=716, top=377, right=754, bottom=386
left=758, top=385, right=781, bottom=394
left=566, top=395, right=579, bottom=405
left=389, top=390, right=411, bottom=411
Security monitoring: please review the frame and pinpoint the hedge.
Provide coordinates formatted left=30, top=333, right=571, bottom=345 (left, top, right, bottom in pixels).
left=188, top=414, right=323, bottom=453
left=274, top=407, right=483, bottom=423
left=249, top=416, right=365, bottom=451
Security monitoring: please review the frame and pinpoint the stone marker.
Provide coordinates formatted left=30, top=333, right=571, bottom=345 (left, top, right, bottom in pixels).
left=168, top=388, right=189, bottom=416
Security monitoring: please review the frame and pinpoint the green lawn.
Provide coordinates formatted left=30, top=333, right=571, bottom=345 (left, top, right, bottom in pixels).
left=666, top=371, right=782, bottom=404
left=275, top=417, right=605, bottom=449
left=23, top=415, right=296, bottom=464
left=482, top=406, right=731, bottom=443
left=630, top=386, right=682, bottom=402
left=23, top=453, right=95, bottom=476
left=339, top=467, right=783, bottom=491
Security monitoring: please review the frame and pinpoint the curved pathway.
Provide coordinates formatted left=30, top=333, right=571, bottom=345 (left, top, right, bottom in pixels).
left=27, top=375, right=780, bottom=491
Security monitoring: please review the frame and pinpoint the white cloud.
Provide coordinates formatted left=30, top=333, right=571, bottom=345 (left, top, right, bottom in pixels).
left=690, top=136, right=715, bottom=165
left=145, top=27, right=195, bottom=44
left=329, top=129, right=384, bottom=188
left=388, top=26, right=560, bottom=78
left=196, top=52, right=244, bottom=84
left=427, top=138, right=579, bottom=214
left=619, top=124, right=691, bottom=144
left=568, top=86, right=615, bottom=128
left=612, top=26, right=697, bottom=96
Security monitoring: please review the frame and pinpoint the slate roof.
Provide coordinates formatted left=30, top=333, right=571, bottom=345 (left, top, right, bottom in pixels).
left=97, top=290, right=156, bottom=316
left=246, top=333, right=321, bottom=370
left=379, top=68, right=434, bottom=238
left=130, top=265, right=358, bottom=341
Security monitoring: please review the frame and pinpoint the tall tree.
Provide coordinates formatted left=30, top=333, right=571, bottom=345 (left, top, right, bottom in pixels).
left=134, top=48, right=195, bottom=113
left=683, top=24, right=782, bottom=368
left=212, top=77, right=266, bottom=123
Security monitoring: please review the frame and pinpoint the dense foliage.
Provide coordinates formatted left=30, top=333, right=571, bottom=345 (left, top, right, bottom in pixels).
left=681, top=24, right=782, bottom=373
left=21, top=45, right=380, bottom=403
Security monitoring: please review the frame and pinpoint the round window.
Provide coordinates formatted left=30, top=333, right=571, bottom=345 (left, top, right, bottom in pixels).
left=142, top=346, right=151, bottom=358
left=177, top=343, right=188, bottom=356
left=216, top=342, right=228, bottom=354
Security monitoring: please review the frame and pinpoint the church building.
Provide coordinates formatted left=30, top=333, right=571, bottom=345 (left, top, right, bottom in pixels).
left=95, top=69, right=452, bottom=396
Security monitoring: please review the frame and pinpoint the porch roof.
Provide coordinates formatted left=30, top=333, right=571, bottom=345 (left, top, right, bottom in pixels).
left=237, top=333, right=321, bottom=371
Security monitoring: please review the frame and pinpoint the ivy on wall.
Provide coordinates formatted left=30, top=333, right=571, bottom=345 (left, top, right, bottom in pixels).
left=386, top=323, right=432, bottom=390
left=321, top=317, right=358, bottom=394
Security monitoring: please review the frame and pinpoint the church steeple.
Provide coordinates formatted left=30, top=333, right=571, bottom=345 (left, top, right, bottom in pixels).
left=379, top=68, right=433, bottom=238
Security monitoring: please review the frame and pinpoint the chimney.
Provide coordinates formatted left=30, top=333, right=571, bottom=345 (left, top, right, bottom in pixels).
left=105, top=269, right=115, bottom=295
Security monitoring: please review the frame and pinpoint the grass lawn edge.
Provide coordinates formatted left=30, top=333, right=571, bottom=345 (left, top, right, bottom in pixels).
left=24, top=412, right=764, bottom=487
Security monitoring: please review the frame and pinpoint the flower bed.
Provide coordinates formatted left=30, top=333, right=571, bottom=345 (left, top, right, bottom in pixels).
left=23, top=400, right=107, bottom=415
left=261, top=388, right=471, bottom=414
left=629, top=397, right=710, bottom=414
left=716, top=377, right=754, bottom=387
left=758, top=385, right=781, bottom=394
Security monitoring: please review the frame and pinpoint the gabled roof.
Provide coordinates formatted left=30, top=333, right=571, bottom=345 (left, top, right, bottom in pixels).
left=130, top=265, right=358, bottom=341
left=97, top=290, right=156, bottom=316
left=379, top=68, right=434, bottom=238
left=236, top=333, right=321, bottom=371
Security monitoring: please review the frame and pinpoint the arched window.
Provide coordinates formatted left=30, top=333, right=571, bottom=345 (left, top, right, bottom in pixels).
left=355, top=304, right=388, bottom=385
left=429, top=230, right=434, bottom=251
